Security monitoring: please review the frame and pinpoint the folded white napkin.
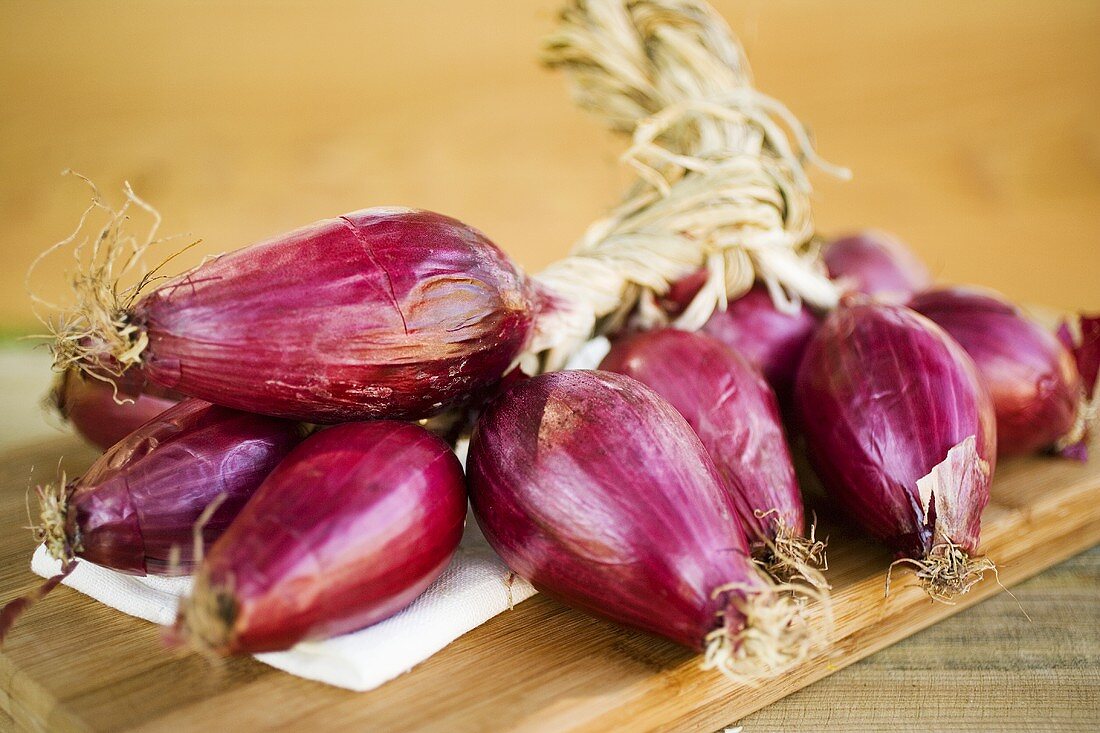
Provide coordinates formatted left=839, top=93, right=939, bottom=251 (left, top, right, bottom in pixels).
left=28, top=337, right=611, bottom=692
left=32, top=516, right=536, bottom=692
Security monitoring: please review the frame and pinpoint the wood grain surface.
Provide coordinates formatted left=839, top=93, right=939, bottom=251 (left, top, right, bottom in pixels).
left=0, top=350, right=1098, bottom=732
left=1, top=0, right=1099, bottom=335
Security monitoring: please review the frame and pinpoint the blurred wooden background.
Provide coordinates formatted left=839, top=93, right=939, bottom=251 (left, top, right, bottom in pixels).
left=1, top=0, right=1098, bottom=334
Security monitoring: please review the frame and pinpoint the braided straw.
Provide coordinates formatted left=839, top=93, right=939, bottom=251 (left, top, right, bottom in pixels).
left=523, top=0, right=848, bottom=372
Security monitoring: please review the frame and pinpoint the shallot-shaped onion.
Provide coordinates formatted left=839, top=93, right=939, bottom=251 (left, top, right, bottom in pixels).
left=700, top=285, right=818, bottom=398
left=37, top=398, right=303, bottom=576
left=795, top=301, right=997, bottom=601
left=51, top=367, right=182, bottom=450
left=910, top=287, right=1088, bottom=458
left=175, top=421, right=467, bottom=654
left=54, top=208, right=537, bottom=422
left=823, top=231, right=931, bottom=302
left=468, top=370, right=820, bottom=680
left=600, top=329, right=825, bottom=587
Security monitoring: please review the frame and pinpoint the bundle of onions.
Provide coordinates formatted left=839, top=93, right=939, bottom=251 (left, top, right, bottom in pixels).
left=35, top=0, right=845, bottom=428
left=795, top=300, right=997, bottom=601
left=51, top=367, right=182, bottom=450
left=600, top=329, right=826, bottom=588
left=468, top=370, right=822, bottom=680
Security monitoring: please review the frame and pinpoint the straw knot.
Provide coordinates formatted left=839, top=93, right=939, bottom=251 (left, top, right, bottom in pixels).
left=525, top=0, right=845, bottom=372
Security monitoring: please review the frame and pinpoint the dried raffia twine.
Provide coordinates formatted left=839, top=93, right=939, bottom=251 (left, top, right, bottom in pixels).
left=521, top=0, right=850, bottom=373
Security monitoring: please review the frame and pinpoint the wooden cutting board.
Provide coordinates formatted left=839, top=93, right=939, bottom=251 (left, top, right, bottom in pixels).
left=2, top=427, right=1098, bottom=732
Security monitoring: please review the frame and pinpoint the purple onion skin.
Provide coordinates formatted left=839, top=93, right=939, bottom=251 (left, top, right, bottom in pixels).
left=53, top=368, right=182, bottom=451
left=824, top=231, right=932, bottom=303
left=795, top=302, right=996, bottom=560
left=126, top=208, right=535, bottom=422
left=700, top=284, right=818, bottom=396
left=600, top=329, right=803, bottom=542
left=910, top=287, right=1082, bottom=458
left=63, top=398, right=303, bottom=575
left=468, top=370, right=766, bottom=651
left=185, top=421, right=466, bottom=654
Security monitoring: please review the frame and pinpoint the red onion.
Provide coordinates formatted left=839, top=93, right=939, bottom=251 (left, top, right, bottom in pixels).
left=795, top=301, right=997, bottom=601
left=823, top=231, right=931, bottom=302
left=175, top=421, right=466, bottom=654
left=468, top=370, right=819, bottom=680
left=57, top=208, right=536, bottom=422
left=700, top=284, right=819, bottom=397
left=36, top=398, right=303, bottom=576
left=599, top=329, right=825, bottom=586
left=51, top=367, right=182, bottom=450
left=910, top=287, right=1088, bottom=458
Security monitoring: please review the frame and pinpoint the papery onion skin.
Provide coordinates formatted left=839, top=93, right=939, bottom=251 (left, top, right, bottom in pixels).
left=795, top=301, right=996, bottom=561
left=600, top=329, right=803, bottom=543
left=823, top=231, right=931, bottom=302
left=177, top=421, right=466, bottom=654
left=700, top=285, right=818, bottom=397
left=1056, top=314, right=1100, bottom=460
left=52, top=398, right=303, bottom=576
left=467, top=370, right=769, bottom=651
left=910, top=287, right=1081, bottom=458
left=51, top=367, right=182, bottom=451
left=97, top=208, right=536, bottom=422
left=1059, top=315, right=1100, bottom=399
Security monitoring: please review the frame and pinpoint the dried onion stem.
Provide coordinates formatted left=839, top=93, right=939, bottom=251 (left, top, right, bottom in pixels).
left=522, top=0, right=847, bottom=372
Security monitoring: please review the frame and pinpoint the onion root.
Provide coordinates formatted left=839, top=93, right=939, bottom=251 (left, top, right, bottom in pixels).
left=886, top=539, right=995, bottom=603
left=701, top=581, right=824, bottom=684
left=753, top=517, right=830, bottom=592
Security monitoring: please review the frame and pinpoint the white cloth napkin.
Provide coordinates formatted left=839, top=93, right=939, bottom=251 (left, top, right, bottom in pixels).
left=31, top=517, right=536, bottom=692
left=28, top=337, right=611, bottom=692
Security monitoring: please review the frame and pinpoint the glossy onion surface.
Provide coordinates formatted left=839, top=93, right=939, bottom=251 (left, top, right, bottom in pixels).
left=60, top=398, right=302, bottom=575
left=795, top=302, right=996, bottom=560
left=181, top=421, right=467, bottom=654
left=600, top=329, right=803, bottom=542
left=701, top=284, right=818, bottom=398
left=131, top=208, right=535, bottom=422
left=911, top=287, right=1081, bottom=457
left=468, top=370, right=767, bottom=650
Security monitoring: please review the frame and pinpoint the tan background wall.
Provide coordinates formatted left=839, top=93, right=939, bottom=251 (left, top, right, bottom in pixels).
left=2, top=0, right=1098, bottom=335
